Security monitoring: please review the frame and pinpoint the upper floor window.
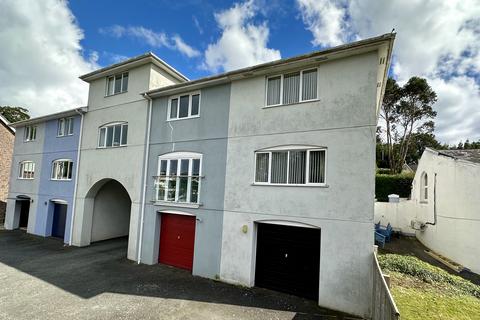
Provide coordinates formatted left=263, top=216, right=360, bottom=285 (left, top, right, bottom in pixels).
left=19, top=161, right=35, bottom=179
left=155, top=152, right=202, bottom=204
left=420, top=172, right=428, bottom=202
left=106, top=72, right=129, bottom=96
left=51, top=159, right=73, bottom=180
left=266, top=68, right=318, bottom=107
left=98, top=122, right=128, bottom=148
left=24, top=126, right=37, bottom=142
left=255, top=147, right=326, bottom=186
left=168, top=92, right=200, bottom=120
left=57, top=117, right=74, bottom=137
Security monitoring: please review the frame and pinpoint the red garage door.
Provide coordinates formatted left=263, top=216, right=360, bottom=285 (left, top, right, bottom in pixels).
left=159, top=213, right=196, bottom=271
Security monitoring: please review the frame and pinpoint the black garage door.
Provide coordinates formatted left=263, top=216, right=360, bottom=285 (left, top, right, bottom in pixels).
left=255, top=223, right=320, bottom=300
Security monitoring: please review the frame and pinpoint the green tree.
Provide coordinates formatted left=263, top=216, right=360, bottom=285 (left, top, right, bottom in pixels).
left=379, top=77, right=437, bottom=173
left=0, top=106, right=30, bottom=123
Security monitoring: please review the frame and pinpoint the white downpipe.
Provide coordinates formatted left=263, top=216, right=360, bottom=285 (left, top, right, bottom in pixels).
left=69, top=109, right=85, bottom=246
left=137, top=93, right=153, bottom=264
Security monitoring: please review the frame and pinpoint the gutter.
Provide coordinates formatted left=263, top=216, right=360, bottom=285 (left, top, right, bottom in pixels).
left=137, top=93, right=153, bottom=264
left=69, top=108, right=86, bottom=245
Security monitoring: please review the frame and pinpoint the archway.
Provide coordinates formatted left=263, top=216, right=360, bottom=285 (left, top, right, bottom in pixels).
left=87, top=179, right=132, bottom=243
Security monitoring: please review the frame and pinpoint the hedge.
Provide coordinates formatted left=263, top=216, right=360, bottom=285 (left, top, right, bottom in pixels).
left=375, top=173, right=413, bottom=202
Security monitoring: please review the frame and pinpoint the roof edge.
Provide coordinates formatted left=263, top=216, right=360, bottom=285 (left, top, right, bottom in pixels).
left=79, top=52, right=189, bottom=82
left=144, top=32, right=396, bottom=97
left=0, top=114, right=15, bottom=133
left=10, top=107, right=88, bottom=128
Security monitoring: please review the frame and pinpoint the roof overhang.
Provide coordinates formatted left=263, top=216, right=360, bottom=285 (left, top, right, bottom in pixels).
left=0, top=114, right=15, bottom=133
left=144, top=33, right=396, bottom=98
left=79, top=52, right=189, bottom=83
left=10, top=107, right=88, bottom=128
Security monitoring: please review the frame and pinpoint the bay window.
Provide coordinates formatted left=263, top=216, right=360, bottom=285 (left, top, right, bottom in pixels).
left=19, top=161, right=35, bottom=179
left=98, top=122, right=128, bottom=148
left=168, top=92, right=200, bottom=120
left=155, top=152, right=202, bottom=204
left=51, top=159, right=73, bottom=180
left=266, top=68, right=318, bottom=106
left=255, top=147, right=326, bottom=185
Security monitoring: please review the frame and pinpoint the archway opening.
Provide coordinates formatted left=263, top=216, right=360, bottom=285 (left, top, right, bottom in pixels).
left=90, top=180, right=131, bottom=243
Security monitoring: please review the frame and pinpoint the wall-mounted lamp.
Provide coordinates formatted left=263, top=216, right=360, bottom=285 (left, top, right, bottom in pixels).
left=241, top=225, right=248, bottom=234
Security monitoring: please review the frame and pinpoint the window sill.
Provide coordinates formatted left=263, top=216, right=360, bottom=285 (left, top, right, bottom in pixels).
left=23, top=140, right=36, bottom=143
left=420, top=201, right=429, bottom=204
left=167, top=115, right=200, bottom=122
left=18, top=178, right=34, bottom=180
left=105, top=91, right=128, bottom=98
left=263, top=98, right=320, bottom=109
left=96, top=145, right=128, bottom=149
left=50, top=179, right=72, bottom=182
left=251, top=183, right=329, bottom=188
left=56, top=134, right=74, bottom=138
left=152, top=201, right=201, bottom=209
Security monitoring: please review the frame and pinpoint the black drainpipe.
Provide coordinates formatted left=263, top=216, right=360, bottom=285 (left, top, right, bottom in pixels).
left=426, top=173, right=437, bottom=226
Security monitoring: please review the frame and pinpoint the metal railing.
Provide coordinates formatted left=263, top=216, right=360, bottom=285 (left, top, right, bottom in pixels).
left=372, top=252, right=400, bottom=320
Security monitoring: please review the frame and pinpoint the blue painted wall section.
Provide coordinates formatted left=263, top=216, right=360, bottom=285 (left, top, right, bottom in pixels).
left=35, top=115, right=81, bottom=243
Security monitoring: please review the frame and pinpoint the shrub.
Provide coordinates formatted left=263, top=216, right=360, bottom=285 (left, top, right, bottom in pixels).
left=375, top=173, right=413, bottom=201
left=378, top=254, right=480, bottom=298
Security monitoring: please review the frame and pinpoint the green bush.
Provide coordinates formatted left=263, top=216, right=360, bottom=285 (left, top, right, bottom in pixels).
left=375, top=173, right=413, bottom=201
left=378, top=254, right=480, bottom=298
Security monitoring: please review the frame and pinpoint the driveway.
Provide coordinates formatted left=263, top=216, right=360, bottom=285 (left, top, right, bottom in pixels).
left=0, top=229, right=359, bottom=320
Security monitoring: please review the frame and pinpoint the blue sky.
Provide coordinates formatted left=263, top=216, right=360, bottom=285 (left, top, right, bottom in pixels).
left=70, top=0, right=315, bottom=79
left=1, top=0, right=479, bottom=143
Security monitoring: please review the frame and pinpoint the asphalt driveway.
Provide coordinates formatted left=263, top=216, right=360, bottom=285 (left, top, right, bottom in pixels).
left=0, top=229, right=358, bottom=320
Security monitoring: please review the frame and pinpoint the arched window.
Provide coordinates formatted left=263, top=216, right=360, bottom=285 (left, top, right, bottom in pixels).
left=51, top=159, right=74, bottom=180
left=19, top=161, right=35, bottom=179
left=420, top=172, right=428, bottom=202
left=155, top=152, right=202, bottom=204
left=98, top=122, right=128, bottom=148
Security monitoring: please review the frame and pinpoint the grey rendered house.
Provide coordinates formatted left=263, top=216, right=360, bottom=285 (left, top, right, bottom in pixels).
left=139, top=34, right=394, bottom=317
left=5, top=33, right=394, bottom=318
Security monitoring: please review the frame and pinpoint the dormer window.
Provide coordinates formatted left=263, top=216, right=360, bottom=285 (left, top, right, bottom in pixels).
left=106, top=72, right=129, bottom=96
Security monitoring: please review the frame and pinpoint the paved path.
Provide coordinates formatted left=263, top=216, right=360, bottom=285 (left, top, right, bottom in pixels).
left=0, top=229, right=359, bottom=320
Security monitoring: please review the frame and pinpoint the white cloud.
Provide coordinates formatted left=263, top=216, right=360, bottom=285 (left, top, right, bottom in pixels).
left=99, top=25, right=200, bottom=58
left=296, top=0, right=350, bottom=46
left=203, top=0, right=281, bottom=72
left=0, top=0, right=96, bottom=117
left=296, top=0, right=480, bottom=143
left=172, top=35, right=201, bottom=58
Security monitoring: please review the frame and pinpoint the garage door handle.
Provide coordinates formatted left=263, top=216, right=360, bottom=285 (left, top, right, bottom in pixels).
left=177, top=236, right=181, bottom=240
left=285, top=253, right=288, bottom=258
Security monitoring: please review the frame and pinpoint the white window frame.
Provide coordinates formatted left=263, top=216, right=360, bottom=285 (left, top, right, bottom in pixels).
left=265, top=67, right=320, bottom=107
left=18, top=161, right=35, bottom=179
left=97, top=122, right=128, bottom=148
left=57, top=117, right=74, bottom=137
left=51, top=159, right=74, bottom=181
left=105, top=72, right=129, bottom=96
left=420, top=172, right=428, bottom=202
left=24, top=126, right=37, bottom=142
left=155, top=152, right=203, bottom=204
left=253, top=145, right=327, bottom=186
left=167, top=91, right=201, bottom=121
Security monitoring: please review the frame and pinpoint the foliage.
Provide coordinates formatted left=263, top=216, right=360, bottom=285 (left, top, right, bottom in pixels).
left=375, top=173, right=413, bottom=201
left=378, top=254, right=480, bottom=298
left=0, top=106, right=30, bottom=123
left=379, top=77, right=437, bottom=173
left=391, top=286, right=480, bottom=320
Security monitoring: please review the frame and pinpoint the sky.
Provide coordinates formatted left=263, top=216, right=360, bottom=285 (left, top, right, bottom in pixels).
left=0, top=0, right=479, bottom=144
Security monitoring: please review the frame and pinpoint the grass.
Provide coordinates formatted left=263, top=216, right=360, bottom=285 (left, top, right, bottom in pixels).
left=378, top=254, right=480, bottom=319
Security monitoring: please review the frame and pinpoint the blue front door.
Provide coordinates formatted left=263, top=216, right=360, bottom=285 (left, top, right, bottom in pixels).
left=52, top=203, right=67, bottom=239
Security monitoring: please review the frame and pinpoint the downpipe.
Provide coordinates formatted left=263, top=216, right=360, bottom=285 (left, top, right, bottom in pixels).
left=425, top=173, right=437, bottom=226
